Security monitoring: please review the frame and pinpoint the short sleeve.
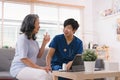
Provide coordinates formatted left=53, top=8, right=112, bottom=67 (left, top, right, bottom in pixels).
left=77, top=40, right=83, bottom=54
left=49, top=36, right=58, bottom=49
left=16, top=36, right=28, bottom=59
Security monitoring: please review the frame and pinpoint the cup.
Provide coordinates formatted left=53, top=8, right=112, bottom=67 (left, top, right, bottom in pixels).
left=62, top=63, right=66, bottom=70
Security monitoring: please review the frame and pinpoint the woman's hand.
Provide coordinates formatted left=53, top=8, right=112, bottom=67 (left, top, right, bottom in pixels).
left=40, top=66, right=51, bottom=73
left=46, top=65, right=52, bottom=72
left=43, top=32, right=50, bottom=45
left=37, top=32, right=50, bottom=58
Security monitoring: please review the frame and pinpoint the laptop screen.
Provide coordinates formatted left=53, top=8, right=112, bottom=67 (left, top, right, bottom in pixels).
left=70, top=54, right=85, bottom=72
left=72, top=54, right=84, bottom=65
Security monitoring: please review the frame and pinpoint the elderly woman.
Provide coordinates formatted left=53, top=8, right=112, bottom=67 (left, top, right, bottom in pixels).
left=10, top=14, right=52, bottom=80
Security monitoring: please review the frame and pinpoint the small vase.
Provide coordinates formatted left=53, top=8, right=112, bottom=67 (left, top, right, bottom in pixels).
left=84, top=61, right=95, bottom=72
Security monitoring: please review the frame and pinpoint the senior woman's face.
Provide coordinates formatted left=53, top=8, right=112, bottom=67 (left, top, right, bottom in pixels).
left=33, top=18, right=40, bottom=34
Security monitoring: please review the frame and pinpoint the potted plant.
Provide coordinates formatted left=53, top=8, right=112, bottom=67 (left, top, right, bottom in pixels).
left=82, top=49, right=97, bottom=72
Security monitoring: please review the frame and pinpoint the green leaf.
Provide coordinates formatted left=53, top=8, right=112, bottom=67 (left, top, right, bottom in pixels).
left=82, top=49, right=97, bottom=61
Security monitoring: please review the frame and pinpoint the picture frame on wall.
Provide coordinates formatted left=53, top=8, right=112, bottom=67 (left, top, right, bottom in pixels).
left=116, top=18, right=120, bottom=41
left=112, top=0, right=120, bottom=14
left=100, top=0, right=120, bottom=17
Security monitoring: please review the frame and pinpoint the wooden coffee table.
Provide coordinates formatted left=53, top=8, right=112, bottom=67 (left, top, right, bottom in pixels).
left=52, top=70, right=120, bottom=80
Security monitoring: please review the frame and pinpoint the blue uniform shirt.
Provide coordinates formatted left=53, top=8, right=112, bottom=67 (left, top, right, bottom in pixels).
left=49, top=34, right=83, bottom=70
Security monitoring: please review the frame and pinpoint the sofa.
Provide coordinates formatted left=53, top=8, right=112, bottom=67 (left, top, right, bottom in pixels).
left=0, top=48, right=48, bottom=80
left=0, top=48, right=104, bottom=80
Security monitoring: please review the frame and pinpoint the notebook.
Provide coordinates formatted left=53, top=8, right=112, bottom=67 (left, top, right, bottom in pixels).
left=68, top=54, right=85, bottom=72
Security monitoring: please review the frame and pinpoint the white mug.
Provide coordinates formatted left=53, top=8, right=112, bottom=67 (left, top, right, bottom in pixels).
left=62, top=63, right=67, bottom=70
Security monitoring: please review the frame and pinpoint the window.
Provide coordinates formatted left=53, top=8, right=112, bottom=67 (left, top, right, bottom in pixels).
left=59, top=7, right=80, bottom=23
left=35, top=5, right=58, bottom=21
left=0, top=1, right=83, bottom=48
left=36, top=24, right=58, bottom=44
left=34, top=5, right=59, bottom=46
left=59, top=7, right=82, bottom=38
left=0, top=2, right=2, bottom=47
left=34, top=5, right=82, bottom=47
left=3, top=2, right=30, bottom=47
left=0, top=2, right=1, bottom=19
left=4, top=3, right=30, bottom=20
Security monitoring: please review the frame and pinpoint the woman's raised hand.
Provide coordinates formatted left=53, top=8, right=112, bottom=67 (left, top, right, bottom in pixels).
left=43, top=32, right=50, bottom=44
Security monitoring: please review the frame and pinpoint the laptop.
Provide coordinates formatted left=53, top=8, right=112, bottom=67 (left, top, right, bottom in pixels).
left=68, top=54, right=85, bottom=72
left=59, top=54, right=103, bottom=72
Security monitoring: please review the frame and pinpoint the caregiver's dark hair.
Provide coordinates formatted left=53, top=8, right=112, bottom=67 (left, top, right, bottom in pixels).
left=20, top=14, right=39, bottom=40
left=64, top=18, right=79, bottom=30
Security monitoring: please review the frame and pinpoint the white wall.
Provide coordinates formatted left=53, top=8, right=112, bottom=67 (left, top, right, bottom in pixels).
left=93, top=0, right=113, bottom=43
left=93, top=0, right=120, bottom=69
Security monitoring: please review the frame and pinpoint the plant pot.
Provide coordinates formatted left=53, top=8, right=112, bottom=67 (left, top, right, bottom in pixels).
left=84, top=61, right=95, bottom=72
